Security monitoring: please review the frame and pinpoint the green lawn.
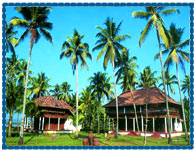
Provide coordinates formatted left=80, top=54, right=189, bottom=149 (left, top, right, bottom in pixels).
left=6, top=131, right=189, bottom=146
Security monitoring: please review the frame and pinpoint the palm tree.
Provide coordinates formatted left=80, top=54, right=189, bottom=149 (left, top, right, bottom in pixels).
left=155, top=24, right=189, bottom=141
left=59, top=82, right=73, bottom=102
left=93, top=18, right=130, bottom=137
left=10, top=7, right=53, bottom=144
left=115, top=50, right=141, bottom=135
left=50, top=84, right=61, bottom=100
left=29, top=72, right=51, bottom=99
left=25, top=101, right=39, bottom=130
left=181, top=75, right=190, bottom=97
left=6, top=55, right=24, bottom=137
left=137, top=66, right=158, bottom=145
left=60, top=30, right=92, bottom=138
left=138, top=66, right=158, bottom=88
left=5, top=24, right=17, bottom=56
left=159, top=69, right=177, bottom=97
left=89, top=72, right=113, bottom=133
left=6, top=79, right=23, bottom=137
left=132, top=7, right=179, bottom=144
left=80, top=86, right=95, bottom=130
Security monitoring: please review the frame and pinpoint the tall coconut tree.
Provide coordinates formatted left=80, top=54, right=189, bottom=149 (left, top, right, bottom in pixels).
left=10, top=7, right=53, bottom=144
left=29, top=72, right=51, bottom=99
left=59, top=82, right=73, bottom=102
left=5, top=24, right=17, bottom=56
left=115, top=50, right=140, bottom=135
left=138, top=66, right=158, bottom=88
left=80, top=86, right=95, bottom=130
left=93, top=18, right=130, bottom=137
left=60, top=30, right=92, bottom=138
left=6, top=55, right=23, bottom=137
left=89, top=72, right=113, bottom=133
left=137, top=66, right=158, bottom=145
left=181, top=75, right=190, bottom=98
left=155, top=24, right=189, bottom=141
left=132, top=7, right=179, bottom=144
left=159, top=69, right=178, bottom=97
left=50, top=84, right=61, bottom=100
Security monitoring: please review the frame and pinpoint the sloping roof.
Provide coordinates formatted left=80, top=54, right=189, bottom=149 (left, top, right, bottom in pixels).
left=34, top=96, right=73, bottom=112
left=103, top=87, right=181, bottom=107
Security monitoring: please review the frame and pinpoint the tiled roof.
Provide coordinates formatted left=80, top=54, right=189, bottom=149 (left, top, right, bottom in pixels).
left=34, top=96, right=73, bottom=112
left=103, top=87, right=181, bottom=107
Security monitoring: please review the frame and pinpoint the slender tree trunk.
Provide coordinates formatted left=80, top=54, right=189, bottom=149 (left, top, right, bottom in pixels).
left=97, top=98, right=100, bottom=133
left=176, top=62, right=188, bottom=141
left=112, top=61, right=119, bottom=138
left=167, top=85, right=170, bottom=97
left=18, top=46, right=32, bottom=145
left=130, top=89, right=140, bottom=135
left=144, top=99, right=148, bottom=146
left=17, top=112, right=19, bottom=131
left=156, top=28, right=172, bottom=144
left=75, top=64, right=79, bottom=138
left=8, top=112, right=13, bottom=137
left=31, top=117, right=33, bottom=131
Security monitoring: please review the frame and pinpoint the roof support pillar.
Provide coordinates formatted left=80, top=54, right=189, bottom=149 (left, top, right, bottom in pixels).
left=42, top=117, right=45, bottom=131
left=165, top=117, right=167, bottom=133
left=174, top=118, right=177, bottom=131
left=112, top=118, right=114, bottom=130
left=153, top=117, right=155, bottom=132
left=108, top=118, right=110, bottom=131
left=171, top=117, right=173, bottom=132
left=39, top=117, right=41, bottom=130
left=141, top=115, right=144, bottom=132
left=58, top=118, right=60, bottom=131
left=125, top=115, right=127, bottom=131
left=133, top=118, right=135, bottom=132
left=26, top=117, right=29, bottom=129
left=48, top=117, right=50, bottom=130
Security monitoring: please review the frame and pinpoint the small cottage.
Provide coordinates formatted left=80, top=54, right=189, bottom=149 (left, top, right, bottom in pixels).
left=34, top=96, right=74, bottom=131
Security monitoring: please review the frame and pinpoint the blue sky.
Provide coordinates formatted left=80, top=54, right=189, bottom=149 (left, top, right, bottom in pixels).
left=6, top=6, right=190, bottom=121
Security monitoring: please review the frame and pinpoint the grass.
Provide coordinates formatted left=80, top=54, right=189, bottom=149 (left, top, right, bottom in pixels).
left=6, top=131, right=190, bottom=146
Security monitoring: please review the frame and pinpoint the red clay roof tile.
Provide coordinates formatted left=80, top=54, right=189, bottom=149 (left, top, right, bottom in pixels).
left=104, top=87, right=180, bottom=107
left=34, top=96, right=73, bottom=112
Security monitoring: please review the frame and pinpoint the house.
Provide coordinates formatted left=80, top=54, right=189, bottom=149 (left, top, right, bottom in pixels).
left=103, top=87, right=183, bottom=137
left=34, top=96, right=76, bottom=133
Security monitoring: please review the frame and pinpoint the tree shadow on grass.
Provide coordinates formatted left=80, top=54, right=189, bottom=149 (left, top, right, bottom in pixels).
left=24, top=135, right=35, bottom=145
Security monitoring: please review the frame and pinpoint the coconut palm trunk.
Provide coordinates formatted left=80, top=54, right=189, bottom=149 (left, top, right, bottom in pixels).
left=18, top=44, right=32, bottom=144
left=31, top=117, right=33, bottom=130
left=8, top=112, right=13, bottom=137
left=144, top=98, right=148, bottom=146
left=112, top=61, right=119, bottom=138
left=97, top=97, right=100, bottom=133
left=156, top=28, right=172, bottom=144
left=130, top=89, right=140, bottom=135
left=17, top=112, right=19, bottom=131
left=176, top=61, right=188, bottom=141
left=75, top=64, right=79, bottom=138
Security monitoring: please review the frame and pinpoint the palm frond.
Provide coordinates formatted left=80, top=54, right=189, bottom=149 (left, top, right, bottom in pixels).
left=139, top=18, right=153, bottom=47
left=39, top=28, right=53, bottom=43
left=154, top=49, right=169, bottom=60
left=10, top=17, right=29, bottom=27
left=132, top=11, right=151, bottom=19
left=97, top=43, right=108, bottom=61
left=177, top=39, right=190, bottom=49
left=158, top=22, right=170, bottom=48
left=15, top=29, right=29, bottom=46
left=60, top=49, right=73, bottom=59
left=161, top=9, right=180, bottom=16
left=114, top=35, right=131, bottom=42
